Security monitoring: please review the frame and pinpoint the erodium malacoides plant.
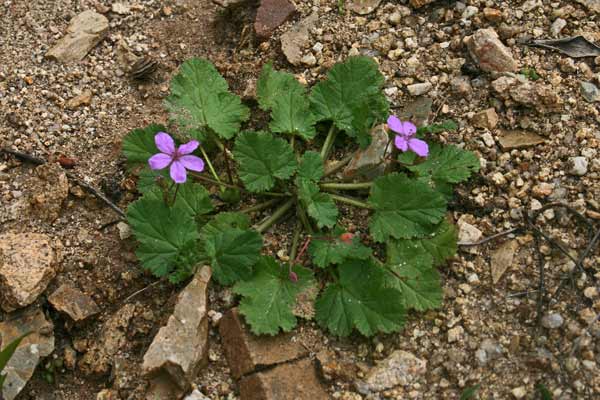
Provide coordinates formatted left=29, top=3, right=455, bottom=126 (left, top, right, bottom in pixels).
left=122, top=56, right=480, bottom=336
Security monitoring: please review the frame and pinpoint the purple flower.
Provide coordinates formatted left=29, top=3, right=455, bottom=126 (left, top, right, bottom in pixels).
left=387, top=116, right=429, bottom=157
left=148, top=132, right=205, bottom=184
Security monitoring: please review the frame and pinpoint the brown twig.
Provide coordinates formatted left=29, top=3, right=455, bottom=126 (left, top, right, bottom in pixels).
left=1, top=148, right=126, bottom=218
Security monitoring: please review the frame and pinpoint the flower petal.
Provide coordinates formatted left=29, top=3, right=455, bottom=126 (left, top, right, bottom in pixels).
left=178, top=140, right=199, bottom=155
left=170, top=160, right=187, bottom=183
left=408, top=138, right=429, bottom=157
left=401, top=121, right=417, bottom=136
left=387, top=115, right=403, bottom=134
left=155, top=132, right=175, bottom=155
left=148, top=153, right=172, bottom=170
left=180, top=155, right=205, bottom=172
left=394, top=135, right=409, bottom=152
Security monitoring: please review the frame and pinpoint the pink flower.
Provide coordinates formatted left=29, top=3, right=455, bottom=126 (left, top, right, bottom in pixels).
left=148, top=132, right=205, bottom=183
left=387, top=116, right=429, bottom=157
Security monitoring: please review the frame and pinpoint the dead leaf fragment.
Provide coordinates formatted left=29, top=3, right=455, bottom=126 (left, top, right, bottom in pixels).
left=526, top=36, right=600, bottom=58
left=498, top=130, right=545, bottom=150
left=491, top=240, right=519, bottom=284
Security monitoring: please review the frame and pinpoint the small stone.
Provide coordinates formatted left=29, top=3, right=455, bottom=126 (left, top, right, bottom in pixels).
left=511, top=387, right=527, bottom=399
left=583, top=286, right=599, bottom=299
left=301, top=53, right=317, bottom=66
left=447, top=326, right=464, bottom=343
left=29, top=163, right=69, bottom=222
left=568, top=156, right=588, bottom=176
left=0, top=308, right=55, bottom=400
left=355, top=350, right=426, bottom=394
left=541, top=313, right=564, bottom=329
left=483, top=7, right=502, bottom=22
left=551, top=18, right=567, bottom=36
left=219, top=308, right=308, bottom=379
left=409, top=0, right=435, bottom=8
left=465, top=28, right=518, bottom=73
left=481, top=132, right=495, bottom=147
left=580, top=81, right=600, bottom=102
left=532, top=182, right=554, bottom=198
left=388, top=12, right=402, bottom=25
left=491, top=240, right=519, bottom=284
left=184, top=389, right=211, bottom=400
left=281, top=14, right=318, bottom=66
left=239, top=358, right=328, bottom=399
left=492, top=76, right=563, bottom=112
left=472, top=108, right=498, bottom=129
left=0, top=233, right=62, bottom=312
left=96, top=389, right=119, bottom=400
left=48, top=284, right=100, bottom=322
left=497, top=130, right=545, bottom=150
left=46, top=10, right=109, bottom=63
left=347, top=0, right=382, bottom=15
left=316, top=350, right=359, bottom=382
left=117, top=222, right=132, bottom=240
left=343, top=124, right=393, bottom=179
left=254, top=0, right=296, bottom=40
left=457, top=221, right=482, bottom=244
left=111, top=3, right=131, bottom=14
left=461, top=6, right=478, bottom=19
left=63, top=344, right=77, bottom=370
left=143, top=267, right=211, bottom=391
left=407, top=82, right=432, bottom=96
left=575, top=0, right=600, bottom=13
left=66, top=90, right=92, bottom=110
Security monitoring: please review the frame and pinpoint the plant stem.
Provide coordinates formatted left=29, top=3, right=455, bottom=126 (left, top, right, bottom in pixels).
left=323, top=154, right=353, bottom=177
left=296, top=201, right=313, bottom=234
left=240, top=198, right=281, bottom=214
left=255, top=198, right=294, bottom=233
left=320, top=124, right=338, bottom=160
left=199, top=145, right=222, bottom=185
left=190, top=173, right=241, bottom=190
left=289, top=222, right=302, bottom=261
left=262, top=191, right=291, bottom=198
left=290, top=136, right=295, bottom=151
left=329, top=193, right=372, bottom=209
left=320, top=182, right=373, bottom=190
left=223, top=144, right=234, bottom=184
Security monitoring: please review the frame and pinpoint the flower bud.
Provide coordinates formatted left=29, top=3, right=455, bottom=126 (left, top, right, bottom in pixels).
left=339, top=232, right=354, bottom=244
left=289, top=271, right=298, bottom=283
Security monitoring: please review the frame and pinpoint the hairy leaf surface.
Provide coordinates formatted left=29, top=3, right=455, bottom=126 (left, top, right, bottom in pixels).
left=309, top=226, right=372, bottom=268
left=204, top=229, right=263, bottom=285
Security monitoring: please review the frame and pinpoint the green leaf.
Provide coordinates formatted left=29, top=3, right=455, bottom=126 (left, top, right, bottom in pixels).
left=408, top=144, right=480, bottom=185
left=122, top=124, right=167, bottom=166
left=233, top=131, right=298, bottom=192
left=1, top=332, right=31, bottom=388
left=416, top=120, right=458, bottom=135
left=270, top=89, right=317, bottom=140
left=127, top=196, right=199, bottom=277
left=298, top=151, right=324, bottom=182
left=385, top=240, right=442, bottom=311
left=165, top=58, right=249, bottom=140
left=309, top=226, right=372, bottom=268
left=144, top=183, right=213, bottom=219
left=536, top=383, right=553, bottom=400
left=200, top=212, right=250, bottom=237
left=316, top=259, right=406, bottom=337
left=460, top=384, right=481, bottom=400
left=136, top=167, right=170, bottom=194
left=297, top=179, right=338, bottom=229
left=310, top=56, right=388, bottom=146
left=234, top=256, right=314, bottom=335
left=204, top=229, right=263, bottom=285
left=256, top=63, right=298, bottom=111
left=397, top=151, right=418, bottom=165
left=369, top=173, right=447, bottom=242
left=388, top=220, right=457, bottom=266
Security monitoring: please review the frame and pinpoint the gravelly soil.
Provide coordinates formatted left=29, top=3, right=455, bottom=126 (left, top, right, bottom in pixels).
left=1, top=0, right=600, bottom=399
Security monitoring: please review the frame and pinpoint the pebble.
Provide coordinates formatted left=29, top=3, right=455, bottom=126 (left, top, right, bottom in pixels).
left=568, top=156, right=588, bottom=176
left=447, top=326, right=464, bottom=343
left=511, top=387, right=527, bottom=399
left=541, top=313, right=564, bottom=329
left=407, top=82, right=432, bottom=96
left=580, top=81, right=600, bottom=102
left=301, top=53, right=317, bottom=66
left=551, top=18, right=567, bottom=36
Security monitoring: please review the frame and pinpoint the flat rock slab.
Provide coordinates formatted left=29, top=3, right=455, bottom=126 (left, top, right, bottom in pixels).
left=219, top=308, right=308, bottom=379
left=498, top=130, right=545, bottom=150
left=143, top=266, right=211, bottom=390
left=46, top=10, right=109, bottom=63
left=239, top=358, right=328, bottom=400
left=465, top=28, right=518, bottom=73
left=281, top=13, right=318, bottom=66
left=355, top=350, right=426, bottom=394
left=255, top=0, right=296, bottom=41
left=347, top=0, right=382, bottom=15
left=343, top=124, right=392, bottom=179
left=0, top=232, right=62, bottom=312
left=48, top=284, right=100, bottom=322
left=0, top=307, right=55, bottom=400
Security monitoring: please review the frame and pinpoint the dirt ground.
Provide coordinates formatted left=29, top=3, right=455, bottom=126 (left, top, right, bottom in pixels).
left=1, top=0, right=600, bottom=399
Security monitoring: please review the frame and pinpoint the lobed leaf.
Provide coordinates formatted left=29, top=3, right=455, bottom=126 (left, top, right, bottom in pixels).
left=200, top=212, right=250, bottom=237
left=256, top=63, right=298, bottom=111
left=234, top=256, right=315, bottom=335
left=165, top=58, right=249, bottom=140
left=315, top=259, right=406, bottom=336
left=122, top=124, right=167, bottom=167
left=369, top=173, right=447, bottom=242
left=387, top=220, right=457, bottom=266
left=297, top=151, right=324, bottom=182
left=309, top=226, right=372, bottom=268
left=297, top=179, right=338, bottom=229
left=204, top=229, right=263, bottom=285
left=408, top=144, right=480, bottom=185
left=233, top=131, right=298, bottom=192
left=144, top=183, right=213, bottom=219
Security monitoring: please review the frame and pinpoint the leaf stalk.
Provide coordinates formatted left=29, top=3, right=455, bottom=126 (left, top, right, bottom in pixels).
left=255, top=198, right=294, bottom=233
left=329, top=193, right=372, bottom=209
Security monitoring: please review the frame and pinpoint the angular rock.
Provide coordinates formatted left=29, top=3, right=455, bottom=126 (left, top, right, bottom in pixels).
left=409, top=0, right=435, bottom=8
left=492, top=76, right=562, bottom=112
left=0, top=308, right=55, bottom=400
left=472, top=108, right=498, bottom=130
left=497, top=130, right=545, bottom=150
left=79, top=303, right=136, bottom=375
left=407, top=82, right=432, bottom=96
left=483, top=7, right=502, bottom=22
left=254, top=0, right=296, bottom=41
left=568, top=156, right=589, bottom=176
left=576, top=0, right=600, bottom=13
left=465, top=28, right=518, bottom=73
left=398, top=97, right=433, bottom=127
left=347, top=0, right=382, bottom=15
left=28, top=163, right=69, bottom=222
left=184, top=389, right=211, bottom=400
left=48, top=284, right=100, bottom=322
left=239, top=358, right=328, bottom=400
left=491, top=240, right=519, bottom=284
left=0, top=232, right=62, bottom=312
left=143, top=266, right=211, bottom=390
left=580, top=81, right=600, bottom=102
left=316, top=349, right=359, bottom=382
left=541, top=313, right=564, bottom=329
left=281, top=13, right=318, bottom=66
left=457, top=219, right=482, bottom=244
left=219, top=308, right=308, bottom=379
left=343, top=124, right=393, bottom=179
left=355, top=350, right=426, bottom=394
left=46, top=10, right=109, bottom=63
left=66, top=90, right=93, bottom=110
left=111, top=3, right=131, bottom=15
left=96, top=389, right=120, bottom=400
